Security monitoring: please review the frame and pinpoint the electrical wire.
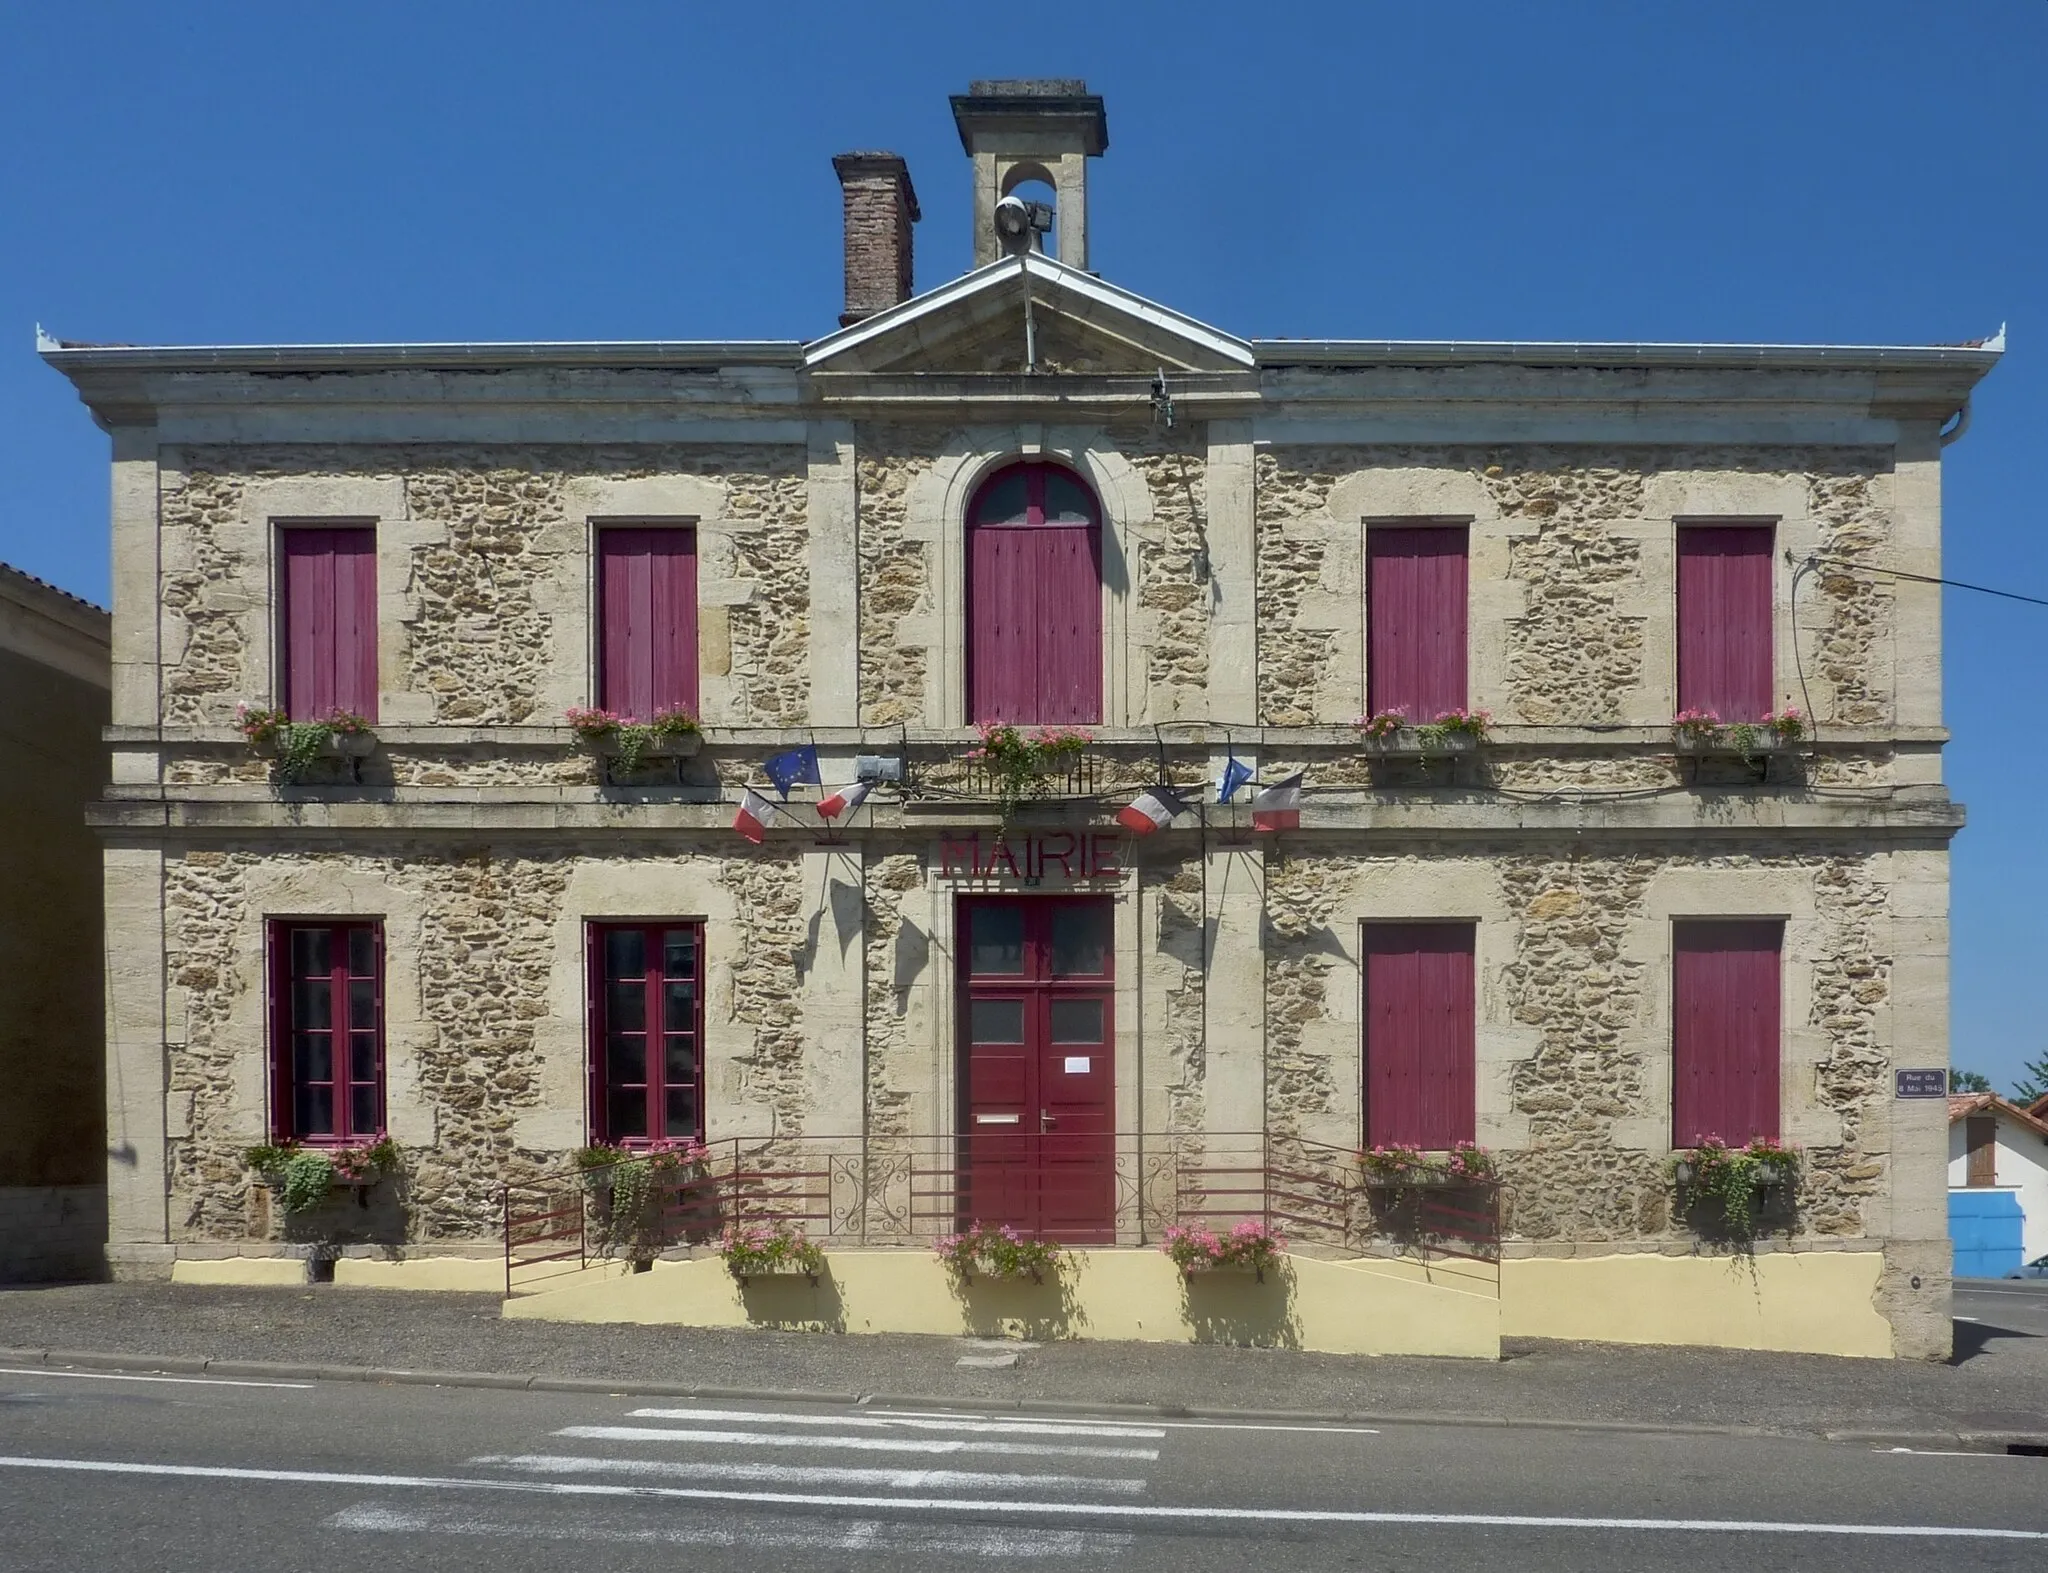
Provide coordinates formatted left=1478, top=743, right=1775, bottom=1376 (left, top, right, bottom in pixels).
left=1812, top=554, right=2048, bottom=610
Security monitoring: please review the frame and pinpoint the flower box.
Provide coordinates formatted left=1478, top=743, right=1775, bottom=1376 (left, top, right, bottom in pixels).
left=731, top=1259, right=821, bottom=1287
left=1359, top=729, right=1479, bottom=759
left=1674, top=732, right=1794, bottom=758
left=1177, top=1258, right=1269, bottom=1283
left=588, top=730, right=703, bottom=761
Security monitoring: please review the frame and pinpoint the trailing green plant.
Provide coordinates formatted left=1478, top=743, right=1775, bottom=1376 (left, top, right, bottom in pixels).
left=934, top=1221, right=1065, bottom=1282
left=969, top=723, right=1093, bottom=815
left=237, top=703, right=373, bottom=783
left=565, top=706, right=701, bottom=774
left=1669, top=1137, right=1801, bottom=1240
left=576, top=1138, right=709, bottom=1260
left=1414, top=708, right=1490, bottom=751
left=1160, top=1219, right=1286, bottom=1278
left=244, top=1137, right=401, bottom=1214
left=1726, top=721, right=1765, bottom=757
left=719, top=1220, right=825, bottom=1280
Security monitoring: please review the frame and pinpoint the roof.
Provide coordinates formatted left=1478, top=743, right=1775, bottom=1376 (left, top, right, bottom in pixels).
left=0, top=561, right=107, bottom=619
left=1950, top=1092, right=2048, bottom=1141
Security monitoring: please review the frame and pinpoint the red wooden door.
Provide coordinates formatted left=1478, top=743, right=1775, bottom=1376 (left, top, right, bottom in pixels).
left=967, top=464, right=1102, bottom=725
left=1677, top=525, right=1774, bottom=721
left=1363, top=923, right=1476, bottom=1150
left=1672, top=920, right=1782, bottom=1146
left=1367, top=527, right=1469, bottom=721
left=959, top=896, right=1115, bottom=1241
left=281, top=527, right=377, bottom=720
left=599, top=528, right=699, bottom=719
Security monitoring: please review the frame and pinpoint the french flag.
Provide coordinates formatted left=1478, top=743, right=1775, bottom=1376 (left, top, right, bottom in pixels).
left=732, top=788, right=776, bottom=844
left=1250, top=773, right=1303, bottom=832
left=817, top=778, right=874, bottom=822
left=1117, top=784, right=1187, bottom=836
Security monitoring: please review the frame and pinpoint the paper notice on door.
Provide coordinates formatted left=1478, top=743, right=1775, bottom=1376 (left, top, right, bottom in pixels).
left=1063, top=1056, right=1091, bottom=1074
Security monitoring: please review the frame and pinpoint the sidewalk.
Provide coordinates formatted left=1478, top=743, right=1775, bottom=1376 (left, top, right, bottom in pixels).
left=2, top=1282, right=2043, bottom=1447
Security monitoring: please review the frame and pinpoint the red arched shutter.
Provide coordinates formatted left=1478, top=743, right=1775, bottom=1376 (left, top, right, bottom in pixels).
left=967, top=464, right=1102, bottom=725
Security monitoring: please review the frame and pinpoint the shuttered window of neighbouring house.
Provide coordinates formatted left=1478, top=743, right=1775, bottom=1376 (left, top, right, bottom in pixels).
left=1677, top=524, right=1774, bottom=721
left=281, top=527, right=378, bottom=720
left=1966, top=1116, right=1998, bottom=1187
left=967, top=463, right=1102, bottom=725
left=1367, top=526, right=1469, bottom=722
left=598, top=528, right=699, bottom=720
left=1363, top=923, right=1477, bottom=1150
left=1672, top=919, right=1782, bottom=1147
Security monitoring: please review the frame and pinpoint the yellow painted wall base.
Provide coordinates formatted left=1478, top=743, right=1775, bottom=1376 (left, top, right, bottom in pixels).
left=1500, top=1251, right=1893, bottom=1359
left=502, top=1249, right=1502, bottom=1359
left=171, top=1256, right=507, bottom=1292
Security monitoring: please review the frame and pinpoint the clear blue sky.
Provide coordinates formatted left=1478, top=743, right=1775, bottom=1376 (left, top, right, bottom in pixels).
left=3, top=2, right=2042, bottom=1093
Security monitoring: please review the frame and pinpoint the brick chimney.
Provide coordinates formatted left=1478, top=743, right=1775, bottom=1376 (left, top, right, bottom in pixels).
left=832, top=152, right=920, bottom=327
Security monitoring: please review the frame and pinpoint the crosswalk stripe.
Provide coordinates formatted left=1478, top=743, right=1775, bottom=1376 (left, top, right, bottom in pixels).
left=555, top=1425, right=1159, bottom=1461
left=470, top=1452, right=1148, bottom=1495
left=869, top=1406, right=1380, bottom=1437
left=626, top=1405, right=1164, bottom=1440
left=329, top=1502, right=1129, bottom=1557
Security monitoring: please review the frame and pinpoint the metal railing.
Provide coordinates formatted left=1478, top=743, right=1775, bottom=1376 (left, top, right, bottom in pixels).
left=502, top=1131, right=1501, bottom=1295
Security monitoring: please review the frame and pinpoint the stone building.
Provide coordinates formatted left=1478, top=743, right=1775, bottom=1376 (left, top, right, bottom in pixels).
left=0, top=563, right=110, bottom=1282
left=43, top=80, right=1999, bottom=1356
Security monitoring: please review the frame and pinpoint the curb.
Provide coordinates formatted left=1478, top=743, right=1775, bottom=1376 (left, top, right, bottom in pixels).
left=0, top=1344, right=2001, bottom=1450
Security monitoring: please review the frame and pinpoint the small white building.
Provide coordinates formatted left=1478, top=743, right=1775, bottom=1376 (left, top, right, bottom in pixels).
left=1948, top=1094, right=2048, bottom=1274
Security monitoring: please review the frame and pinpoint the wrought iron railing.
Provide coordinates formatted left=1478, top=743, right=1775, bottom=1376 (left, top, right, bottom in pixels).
left=501, top=1131, right=1501, bottom=1295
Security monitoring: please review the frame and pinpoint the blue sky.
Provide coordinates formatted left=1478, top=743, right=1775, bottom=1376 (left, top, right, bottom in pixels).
left=3, top=2, right=2043, bottom=1092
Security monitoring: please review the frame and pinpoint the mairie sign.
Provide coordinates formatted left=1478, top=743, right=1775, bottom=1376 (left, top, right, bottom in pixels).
left=939, top=832, right=1125, bottom=882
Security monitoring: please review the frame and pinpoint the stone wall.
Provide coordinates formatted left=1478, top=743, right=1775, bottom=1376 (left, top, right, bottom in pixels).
left=1123, top=430, right=1211, bottom=723
left=1253, top=445, right=1896, bottom=727
left=159, top=842, right=812, bottom=1244
left=1261, top=841, right=1904, bottom=1249
left=157, top=445, right=809, bottom=729
left=855, top=430, right=943, bottom=725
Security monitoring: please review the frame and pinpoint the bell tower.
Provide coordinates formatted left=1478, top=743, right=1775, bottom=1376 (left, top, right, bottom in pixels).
left=950, top=79, right=1108, bottom=271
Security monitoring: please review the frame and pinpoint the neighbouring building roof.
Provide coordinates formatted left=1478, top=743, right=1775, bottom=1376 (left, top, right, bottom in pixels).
left=1949, top=1092, right=2048, bottom=1142
left=0, top=561, right=110, bottom=689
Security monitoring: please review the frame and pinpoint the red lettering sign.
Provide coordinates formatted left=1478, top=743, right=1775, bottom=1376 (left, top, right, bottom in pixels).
left=937, top=834, right=1126, bottom=883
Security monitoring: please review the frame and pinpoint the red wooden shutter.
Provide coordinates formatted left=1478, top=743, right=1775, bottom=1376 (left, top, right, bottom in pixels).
left=598, top=528, right=699, bottom=719
left=967, top=465, right=1101, bottom=725
left=1363, top=923, right=1476, bottom=1149
left=1676, top=526, right=1773, bottom=721
left=1367, top=526, right=1469, bottom=721
left=282, top=527, right=377, bottom=720
left=1672, top=920, right=1782, bottom=1146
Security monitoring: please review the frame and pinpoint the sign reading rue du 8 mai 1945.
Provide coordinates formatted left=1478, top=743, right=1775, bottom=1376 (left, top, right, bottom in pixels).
left=939, top=832, right=1125, bottom=883
left=1894, top=1069, right=1950, bottom=1099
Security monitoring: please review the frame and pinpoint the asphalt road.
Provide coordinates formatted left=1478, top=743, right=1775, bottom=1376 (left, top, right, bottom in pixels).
left=2, top=1363, right=2044, bottom=1571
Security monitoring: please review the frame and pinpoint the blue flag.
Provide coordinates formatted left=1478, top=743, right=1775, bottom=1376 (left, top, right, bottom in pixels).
left=1218, top=756, right=1254, bottom=805
left=763, top=745, right=821, bottom=799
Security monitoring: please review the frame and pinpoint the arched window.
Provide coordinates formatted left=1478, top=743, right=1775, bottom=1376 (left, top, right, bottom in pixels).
left=966, top=461, right=1102, bottom=724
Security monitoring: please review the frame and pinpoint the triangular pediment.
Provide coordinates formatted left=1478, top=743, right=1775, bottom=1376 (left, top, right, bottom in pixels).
left=804, top=253, right=1253, bottom=375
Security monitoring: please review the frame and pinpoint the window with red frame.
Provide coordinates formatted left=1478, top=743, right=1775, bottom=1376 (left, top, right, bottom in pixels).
left=269, top=921, right=384, bottom=1143
left=279, top=526, right=378, bottom=720
left=590, top=922, right=705, bottom=1144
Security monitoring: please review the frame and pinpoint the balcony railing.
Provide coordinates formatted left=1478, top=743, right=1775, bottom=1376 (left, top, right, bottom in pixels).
left=502, top=1131, right=1501, bottom=1296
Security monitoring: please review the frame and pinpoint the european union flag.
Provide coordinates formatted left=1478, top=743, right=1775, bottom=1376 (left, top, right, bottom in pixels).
left=763, top=745, right=822, bottom=799
left=1218, top=756, right=1255, bottom=805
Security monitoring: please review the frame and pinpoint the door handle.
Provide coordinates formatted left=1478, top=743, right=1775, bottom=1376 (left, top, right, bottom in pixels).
left=1039, top=1110, right=1056, bottom=1131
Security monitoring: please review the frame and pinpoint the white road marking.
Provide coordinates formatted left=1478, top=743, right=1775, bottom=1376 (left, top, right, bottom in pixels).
left=328, top=1502, right=1121, bottom=1557
left=471, top=1451, right=1148, bottom=1494
left=0, top=1367, right=313, bottom=1390
left=870, top=1406, right=1381, bottom=1437
left=557, top=1424, right=1159, bottom=1461
left=5, top=1456, right=2045, bottom=1540
left=627, top=1405, right=1164, bottom=1439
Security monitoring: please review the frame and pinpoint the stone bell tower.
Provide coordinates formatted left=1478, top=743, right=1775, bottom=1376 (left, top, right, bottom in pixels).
left=950, top=79, right=1108, bottom=272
